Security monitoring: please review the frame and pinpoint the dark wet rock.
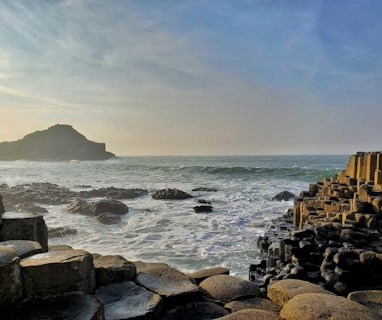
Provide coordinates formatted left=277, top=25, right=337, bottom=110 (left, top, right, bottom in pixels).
left=193, top=205, right=213, bottom=213
left=80, top=187, right=148, bottom=199
left=197, top=199, right=212, bottom=204
left=192, top=187, right=218, bottom=192
left=0, top=183, right=147, bottom=209
left=67, top=198, right=128, bottom=216
left=96, top=212, right=122, bottom=224
left=48, top=226, right=78, bottom=238
left=21, top=249, right=95, bottom=300
left=93, top=254, right=136, bottom=287
left=2, top=294, right=104, bottom=320
left=161, top=301, right=229, bottom=320
left=14, top=202, right=48, bottom=214
left=0, top=212, right=48, bottom=252
left=96, top=281, right=162, bottom=320
left=0, top=240, right=42, bottom=258
left=199, top=274, right=261, bottom=303
left=271, top=191, right=295, bottom=201
left=151, top=188, right=193, bottom=200
left=0, top=245, right=22, bottom=307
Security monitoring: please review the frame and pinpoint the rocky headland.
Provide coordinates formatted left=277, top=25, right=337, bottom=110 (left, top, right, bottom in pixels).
left=1, top=152, right=382, bottom=319
left=0, top=124, right=115, bottom=161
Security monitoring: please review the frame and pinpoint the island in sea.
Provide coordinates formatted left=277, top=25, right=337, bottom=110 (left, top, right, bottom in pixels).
left=0, top=124, right=115, bottom=161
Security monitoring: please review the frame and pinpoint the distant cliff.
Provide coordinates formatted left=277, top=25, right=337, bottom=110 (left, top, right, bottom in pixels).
left=0, top=124, right=116, bottom=161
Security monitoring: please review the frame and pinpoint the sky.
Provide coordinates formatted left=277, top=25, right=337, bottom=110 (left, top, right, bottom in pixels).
left=0, top=0, right=382, bottom=156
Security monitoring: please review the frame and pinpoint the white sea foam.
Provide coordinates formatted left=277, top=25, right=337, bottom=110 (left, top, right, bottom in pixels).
left=0, top=155, right=347, bottom=278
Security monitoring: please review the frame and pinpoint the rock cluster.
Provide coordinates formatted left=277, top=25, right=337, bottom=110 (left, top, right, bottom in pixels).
left=251, top=151, right=382, bottom=300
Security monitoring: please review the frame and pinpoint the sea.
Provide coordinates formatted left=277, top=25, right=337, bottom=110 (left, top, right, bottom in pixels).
left=0, top=155, right=348, bottom=279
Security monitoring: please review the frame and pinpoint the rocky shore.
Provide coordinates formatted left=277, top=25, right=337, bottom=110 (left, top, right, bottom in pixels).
left=1, top=152, right=382, bottom=319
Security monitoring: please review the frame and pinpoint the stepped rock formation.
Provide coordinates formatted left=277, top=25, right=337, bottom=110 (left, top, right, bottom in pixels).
left=0, top=124, right=115, bottom=160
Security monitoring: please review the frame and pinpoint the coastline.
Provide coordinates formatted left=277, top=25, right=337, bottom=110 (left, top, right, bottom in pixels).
left=1, top=152, right=382, bottom=318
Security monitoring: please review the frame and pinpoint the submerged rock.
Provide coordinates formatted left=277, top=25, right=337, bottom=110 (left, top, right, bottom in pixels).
left=151, top=188, right=193, bottom=200
left=67, top=198, right=128, bottom=216
left=271, top=191, right=295, bottom=201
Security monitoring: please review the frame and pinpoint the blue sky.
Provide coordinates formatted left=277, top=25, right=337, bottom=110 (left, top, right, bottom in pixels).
left=0, top=0, right=381, bottom=155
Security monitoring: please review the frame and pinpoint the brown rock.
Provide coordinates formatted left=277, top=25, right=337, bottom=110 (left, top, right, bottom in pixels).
left=199, top=274, right=260, bottom=303
left=214, top=308, right=280, bottom=320
left=0, top=240, right=42, bottom=258
left=188, top=266, right=229, bottom=284
left=225, top=297, right=281, bottom=314
left=267, top=279, right=335, bottom=307
left=280, top=292, right=379, bottom=320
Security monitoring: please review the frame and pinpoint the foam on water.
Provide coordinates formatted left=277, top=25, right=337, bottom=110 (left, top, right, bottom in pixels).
left=0, top=155, right=348, bottom=278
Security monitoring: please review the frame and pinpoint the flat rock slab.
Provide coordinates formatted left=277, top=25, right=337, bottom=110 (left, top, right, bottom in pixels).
left=93, top=254, right=136, bottom=287
left=2, top=294, right=104, bottom=320
left=199, top=274, right=260, bottom=303
left=161, top=301, right=229, bottom=320
left=135, top=262, right=200, bottom=307
left=280, top=292, right=380, bottom=320
left=136, top=263, right=199, bottom=297
left=267, top=279, right=335, bottom=307
left=0, top=240, right=42, bottom=258
left=348, top=290, right=382, bottom=318
left=96, top=281, right=162, bottom=320
left=225, top=297, right=281, bottom=314
left=215, top=308, right=280, bottom=320
left=21, top=249, right=95, bottom=300
left=0, top=212, right=48, bottom=251
left=188, top=266, right=229, bottom=284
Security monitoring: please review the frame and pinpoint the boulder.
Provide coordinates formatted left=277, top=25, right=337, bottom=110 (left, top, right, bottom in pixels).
left=96, top=212, right=122, bottom=225
left=193, top=205, right=213, bottom=213
left=347, top=290, right=382, bottom=318
left=0, top=245, right=22, bottom=307
left=161, top=301, right=229, bottom=320
left=0, top=212, right=48, bottom=251
left=135, top=262, right=200, bottom=308
left=14, top=202, right=48, bottom=214
left=96, top=281, right=162, bottom=320
left=267, top=279, right=335, bottom=307
left=48, top=226, right=78, bottom=238
left=188, top=266, right=229, bottom=284
left=192, top=187, right=218, bottom=192
left=280, top=292, right=379, bottom=320
left=2, top=294, right=104, bottom=320
left=93, top=254, right=136, bottom=287
left=21, top=249, right=95, bottom=300
left=0, top=240, right=43, bottom=258
left=67, top=198, right=128, bottom=216
left=151, top=188, right=193, bottom=200
left=214, top=308, right=280, bottom=320
left=199, top=274, right=260, bottom=303
left=272, top=191, right=295, bottom=201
